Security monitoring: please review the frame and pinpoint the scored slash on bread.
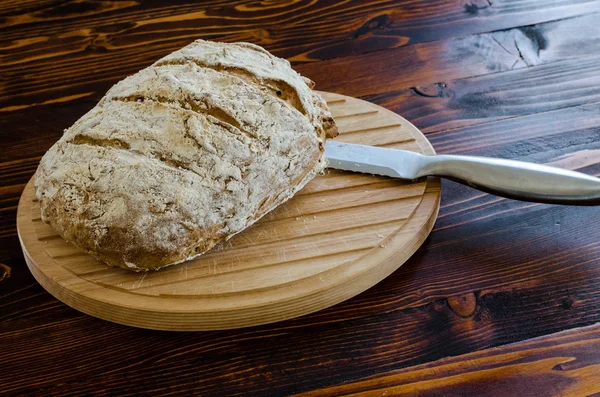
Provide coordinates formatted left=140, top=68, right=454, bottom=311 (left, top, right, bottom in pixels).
left=34, top=40, right=338, bottom=271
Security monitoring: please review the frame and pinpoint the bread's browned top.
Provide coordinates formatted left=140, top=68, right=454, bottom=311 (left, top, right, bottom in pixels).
left=34, top=40, right=337, bottom=271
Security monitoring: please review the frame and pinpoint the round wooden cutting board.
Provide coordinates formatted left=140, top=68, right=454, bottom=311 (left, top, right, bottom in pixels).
left=17, top=92, right=441, bottom=331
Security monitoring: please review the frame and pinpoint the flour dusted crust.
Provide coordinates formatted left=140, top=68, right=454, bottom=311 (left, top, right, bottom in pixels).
left=34, top=40, right=338, bottom=271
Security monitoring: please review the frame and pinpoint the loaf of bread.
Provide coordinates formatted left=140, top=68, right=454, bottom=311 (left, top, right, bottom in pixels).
left=34, top=40, right=338, bottom=271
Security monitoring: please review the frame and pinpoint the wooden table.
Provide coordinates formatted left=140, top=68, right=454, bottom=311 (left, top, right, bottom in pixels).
left=2, top=1, right=600, bottom=395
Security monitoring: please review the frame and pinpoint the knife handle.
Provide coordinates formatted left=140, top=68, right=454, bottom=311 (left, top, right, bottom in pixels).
left=415, top=154, right=600, bottom=205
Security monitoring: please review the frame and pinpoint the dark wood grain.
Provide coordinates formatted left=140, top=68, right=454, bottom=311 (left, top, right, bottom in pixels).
left=296, top=12, right=600, bottom=98
left=364, top=54, right=600, bottom=134
left=360, top=12, right=600, bottom=132
left=3, top=0, right=600, bottom=112
left=4, top=11, right=600, bottom=164
left=293, top=323, right=600, bottom=397
left=2, top=1, right=600, bottom=396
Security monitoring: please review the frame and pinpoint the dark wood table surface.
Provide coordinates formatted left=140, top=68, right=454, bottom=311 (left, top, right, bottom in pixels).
left=2, top=1, right=600, bottom=396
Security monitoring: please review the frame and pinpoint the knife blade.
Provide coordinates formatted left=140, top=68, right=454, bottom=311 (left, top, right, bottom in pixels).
left=324, top=140, right=424, bottom=179
left=324, top=140, right=600, bottom=205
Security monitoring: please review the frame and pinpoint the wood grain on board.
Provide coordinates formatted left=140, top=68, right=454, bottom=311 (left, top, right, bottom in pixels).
left=2, top=0, right=600, bottom=396
left=16, top=93, right=440, bottom=331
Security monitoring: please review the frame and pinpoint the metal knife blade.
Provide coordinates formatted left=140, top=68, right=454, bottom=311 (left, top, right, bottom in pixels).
left=324, top=140, right=424, bottom=180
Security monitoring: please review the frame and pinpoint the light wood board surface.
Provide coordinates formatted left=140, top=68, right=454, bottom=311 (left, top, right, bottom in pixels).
left=17, top=92, right=441, bottom=331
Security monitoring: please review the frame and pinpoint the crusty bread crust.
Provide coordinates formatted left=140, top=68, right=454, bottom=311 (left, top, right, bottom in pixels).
left=34, top=40, right=337, bottom=271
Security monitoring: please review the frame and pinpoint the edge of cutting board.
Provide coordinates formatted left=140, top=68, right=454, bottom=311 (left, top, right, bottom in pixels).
left=17, top=92, right=441, bottom=331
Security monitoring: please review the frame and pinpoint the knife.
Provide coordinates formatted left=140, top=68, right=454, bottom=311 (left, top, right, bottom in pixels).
left=325, top=141, right=600, bottom=205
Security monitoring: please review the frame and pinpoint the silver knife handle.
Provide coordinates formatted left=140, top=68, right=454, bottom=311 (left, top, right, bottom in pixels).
left=415, top=154, right=600, bottom=205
